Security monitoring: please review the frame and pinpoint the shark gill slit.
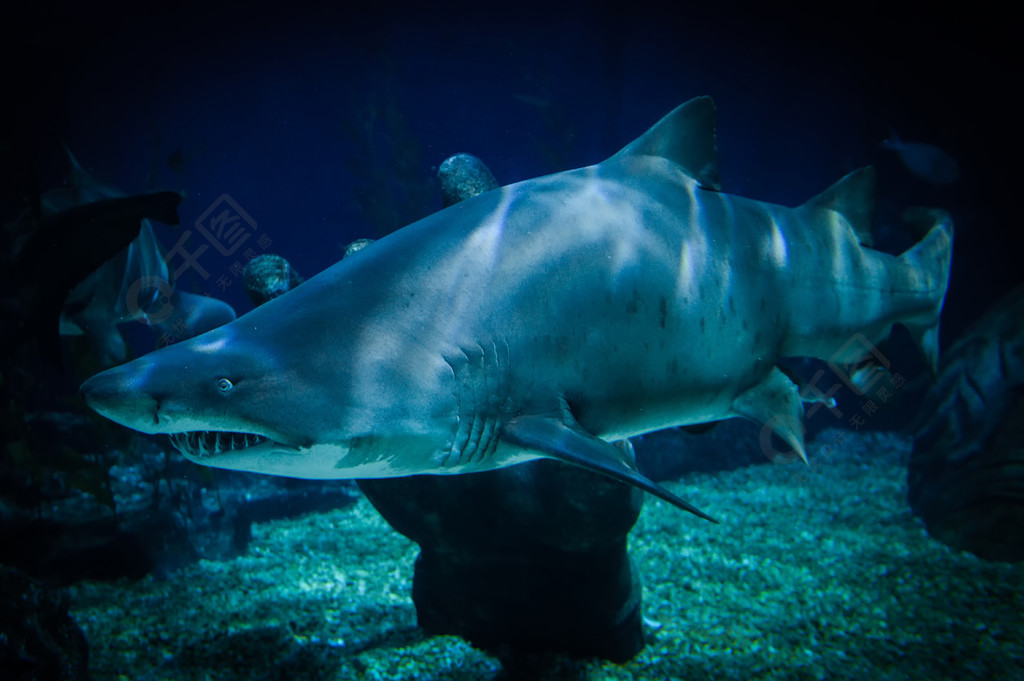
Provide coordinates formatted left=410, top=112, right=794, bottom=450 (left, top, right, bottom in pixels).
left=443, top=340, right=509, bottom=467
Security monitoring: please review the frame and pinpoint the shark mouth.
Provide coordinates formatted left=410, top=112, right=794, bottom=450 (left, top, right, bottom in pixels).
left=169, top=431, right=269, bottom=458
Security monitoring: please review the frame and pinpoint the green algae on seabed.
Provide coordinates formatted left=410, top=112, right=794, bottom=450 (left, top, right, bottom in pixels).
left=69, top=429, right=1024, bottom=680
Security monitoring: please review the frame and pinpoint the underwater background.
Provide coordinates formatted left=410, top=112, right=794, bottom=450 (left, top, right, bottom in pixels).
left=2, top=2, right=1022, bottom=680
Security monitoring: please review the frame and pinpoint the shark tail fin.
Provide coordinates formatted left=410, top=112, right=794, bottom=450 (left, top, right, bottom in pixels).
left=897, top=208, right=954, bottom=376
left=800, top=166, right=876, bottom=247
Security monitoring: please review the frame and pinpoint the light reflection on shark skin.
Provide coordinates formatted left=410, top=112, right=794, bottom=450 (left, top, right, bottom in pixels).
left=81, top=97, right=953, bottom=522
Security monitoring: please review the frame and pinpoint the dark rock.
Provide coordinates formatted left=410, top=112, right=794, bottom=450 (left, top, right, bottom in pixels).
left=359, top=454, right=645, bottom=663
left=908, top=286, right=1024, bottom=561
left=342, top=238, right=375, bottom=258
left=242, top=255, right=304, bottom=306
left=0, top=436, right=359, bottom=583
left=358, top=153, right=649, bottom=663
left=909, top=396, right=1024, bottom=562
left=0, top=564, right=90, bottom=681
left=438, top=153, right=499, bottom=208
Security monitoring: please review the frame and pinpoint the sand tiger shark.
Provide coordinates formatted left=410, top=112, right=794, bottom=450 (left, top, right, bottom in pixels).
left=81, top=97, right=953, bottom=522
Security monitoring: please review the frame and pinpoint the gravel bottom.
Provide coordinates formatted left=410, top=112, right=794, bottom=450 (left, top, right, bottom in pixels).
left=69, top=429, right=1024, bottom=680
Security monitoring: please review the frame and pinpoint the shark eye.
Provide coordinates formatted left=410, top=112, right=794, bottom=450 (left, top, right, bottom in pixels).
left=216, top=378, right=234, bottom=393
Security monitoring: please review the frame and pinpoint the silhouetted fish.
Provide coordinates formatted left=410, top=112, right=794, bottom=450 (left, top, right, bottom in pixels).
left=882, top=133, right=959, bottom=185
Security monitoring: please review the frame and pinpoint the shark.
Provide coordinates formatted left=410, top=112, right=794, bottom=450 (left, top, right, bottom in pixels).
left=6, top=148, right=237, bottom=366
left=80, top=97, right=954, bottom=522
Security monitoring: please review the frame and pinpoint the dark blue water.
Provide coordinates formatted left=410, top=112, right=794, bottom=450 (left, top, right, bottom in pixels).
left=9, top=1, right=1017, bottom=352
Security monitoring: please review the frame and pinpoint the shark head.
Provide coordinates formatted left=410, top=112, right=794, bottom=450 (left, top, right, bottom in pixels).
left=80, top=286, right=460, bottom=479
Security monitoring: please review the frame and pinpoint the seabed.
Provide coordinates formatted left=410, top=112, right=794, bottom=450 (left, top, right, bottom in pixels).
left=70, top=429, right=1024, bottom=680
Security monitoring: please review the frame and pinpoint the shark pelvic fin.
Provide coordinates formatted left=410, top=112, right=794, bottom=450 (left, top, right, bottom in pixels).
left=730, top=366, right=808, bottom=464
left=502, top=409, right=719, bottom=523
left=800, top=166, right=876, bottom=247
left=610, top=96, right=720, bottom=191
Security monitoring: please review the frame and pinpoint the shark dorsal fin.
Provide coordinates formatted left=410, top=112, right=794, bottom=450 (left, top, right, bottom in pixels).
left=800, top=166, right=877, bottom=247
left=610, top=96, right=721, bottom=191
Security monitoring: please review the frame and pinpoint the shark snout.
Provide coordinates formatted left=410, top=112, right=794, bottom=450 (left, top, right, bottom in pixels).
left=81, top=363, right=162, bottom=433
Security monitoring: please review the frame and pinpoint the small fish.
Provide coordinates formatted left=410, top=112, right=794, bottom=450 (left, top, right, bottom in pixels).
left=881, top=133, right=959, bottom=185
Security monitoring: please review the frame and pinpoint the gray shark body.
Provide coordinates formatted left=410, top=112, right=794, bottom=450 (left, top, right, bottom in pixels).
left=81, top=97, right=953, bottom=521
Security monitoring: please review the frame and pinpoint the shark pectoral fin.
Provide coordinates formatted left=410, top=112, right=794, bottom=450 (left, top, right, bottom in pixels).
left=501, top=413, right=719, bottom=523
left=731, top=366, right=808, bottom=464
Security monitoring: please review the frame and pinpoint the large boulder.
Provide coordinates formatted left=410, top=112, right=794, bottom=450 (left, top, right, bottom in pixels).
left=359, top=451, right=646, bottom=662
left=908, top=286, right=1024, bottom=561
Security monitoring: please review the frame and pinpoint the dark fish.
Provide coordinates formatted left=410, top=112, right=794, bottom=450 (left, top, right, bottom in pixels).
left=4, top=191, right=182, bottom=367
left=881, top=134, right=959, bottom=185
